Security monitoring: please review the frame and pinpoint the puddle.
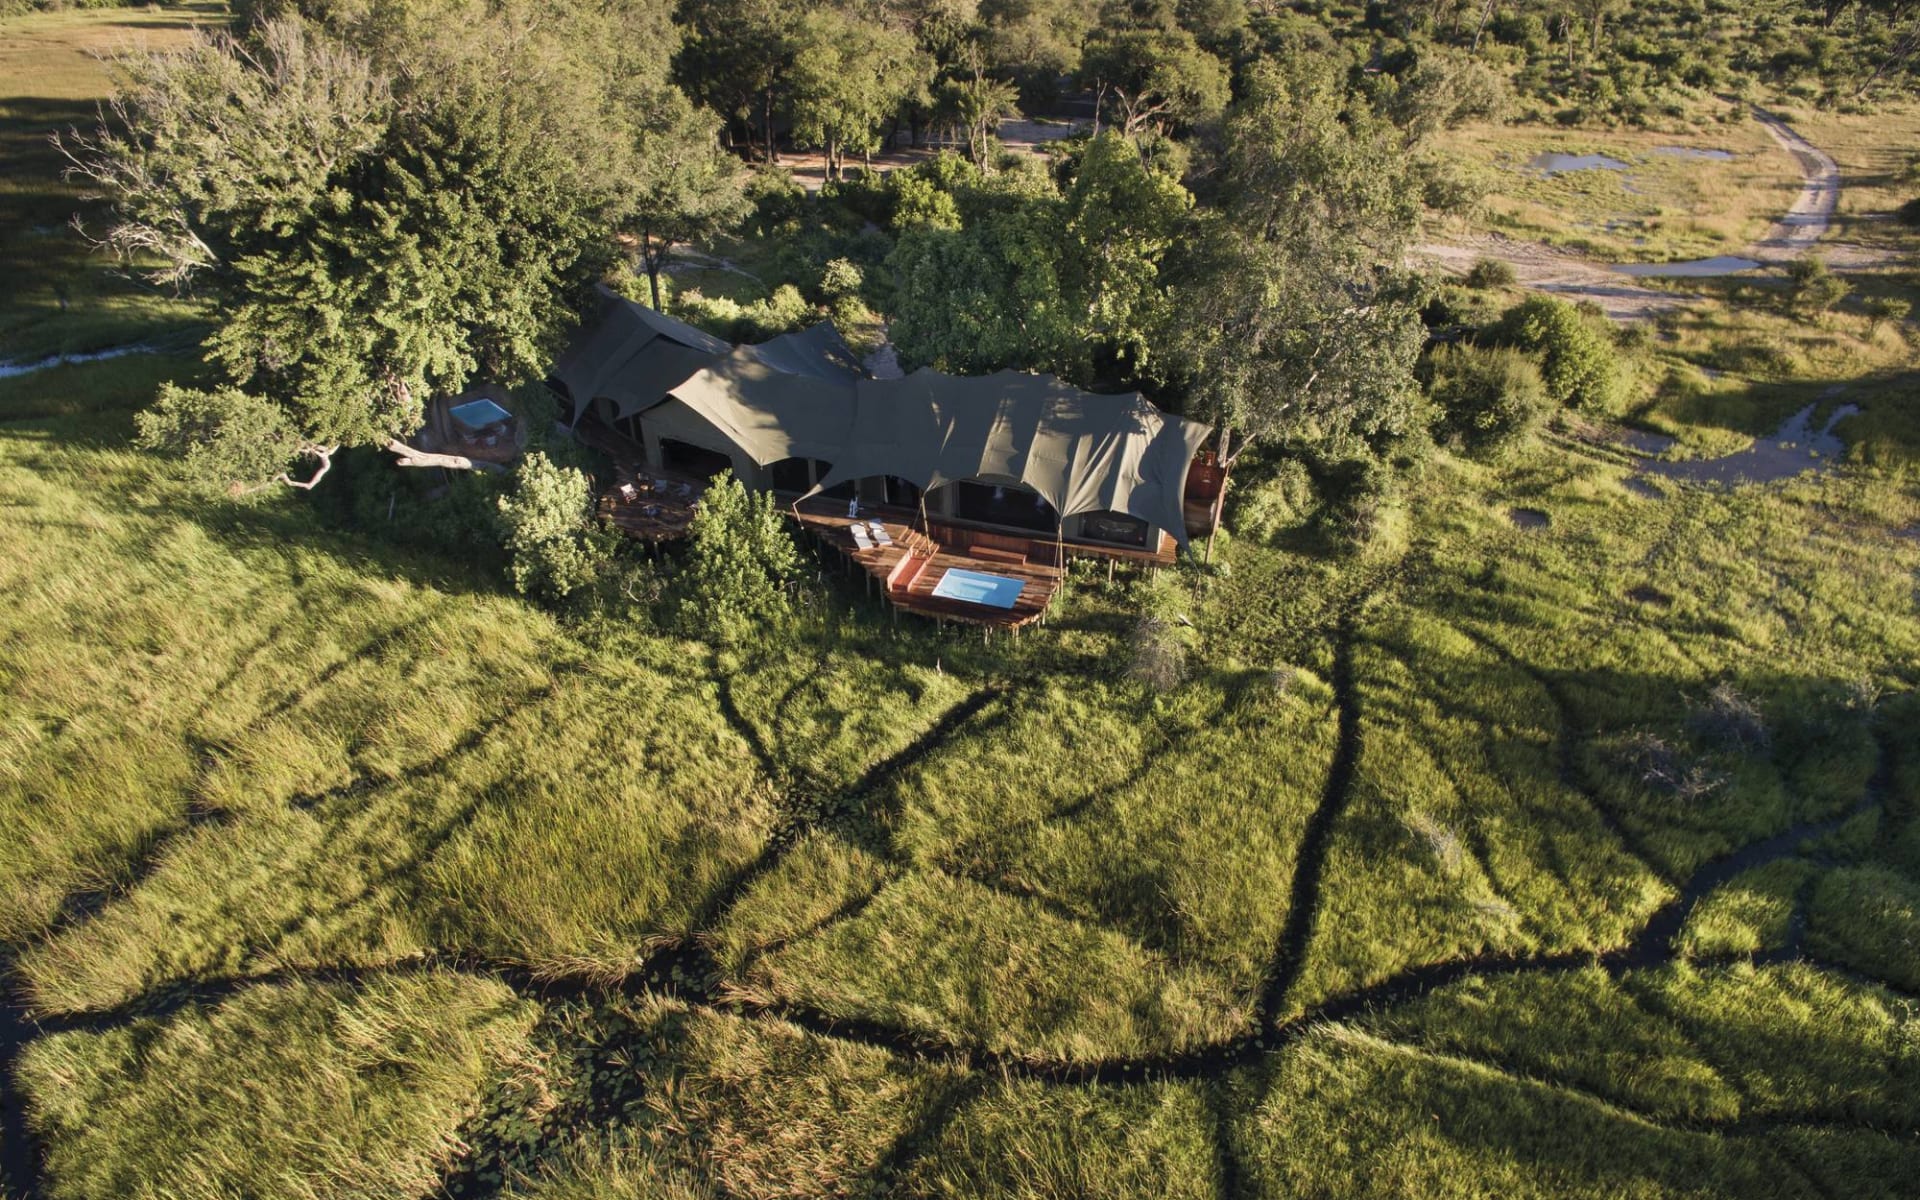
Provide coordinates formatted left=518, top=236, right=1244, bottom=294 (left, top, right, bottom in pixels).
left=0, top=343, right=155, bottom=379
left=1615, top=256, right=1763, bottom=278
left=1509, top=507, right=1550, bottom=530
left=1528, top=152, right=1629, bottom=175
left=1642, top=402, right=1858, bottom=486
left=1655, top=146, right=1738, bottom=161
left=1613, top=428, right=1678, bottom=457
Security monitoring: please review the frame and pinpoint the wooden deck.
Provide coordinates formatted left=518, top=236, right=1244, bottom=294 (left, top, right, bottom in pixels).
left=575, top=416, right=1171, bottom=629
left=788, top=498, right=1062, bottom=631
left=579, top=418, right=704, bottom=540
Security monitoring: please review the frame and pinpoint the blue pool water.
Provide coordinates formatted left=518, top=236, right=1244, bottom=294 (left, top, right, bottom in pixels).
left=931, top=568, right=1027, bottom=609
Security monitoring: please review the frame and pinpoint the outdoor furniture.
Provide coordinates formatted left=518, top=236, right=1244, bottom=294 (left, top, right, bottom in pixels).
left=850, top=525, right=875, bottom=551
left=868, top=520, right=894, bottom=546
left=618, top=483, right=639, bottom=503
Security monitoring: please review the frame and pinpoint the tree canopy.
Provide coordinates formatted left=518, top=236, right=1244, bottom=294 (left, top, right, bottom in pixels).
left=1165, top=56, right=1432, bottom=469
left=65, top=2, right=711, bottom=492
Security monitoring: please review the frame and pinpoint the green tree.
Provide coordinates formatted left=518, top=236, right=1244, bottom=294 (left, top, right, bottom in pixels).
left=1165, top=54, right=1429, bottom=538
left=623, top=87, right=749, bottom=312
left=1492, top=296, right=1621, bottom=411
left=135, top=383, right=318, bottom=495
left=61, top=11, right=638, bottom=492
left=1426, top=343, right=1553, bottom=455
left=675, top=470, right=804, bottom=644
left=1058, top=132, right=1191, bottom=378
left=674, top=0, right=806, bottom=161
left=938, top=65, right=1021, bottom=168
left=981, top=0, right=1095, bottom=109
left=789, top=7, right=931, bottom=181
left=496, top=453, right=608, bottom=602
left=1080, top=18, right=1230, bottom=137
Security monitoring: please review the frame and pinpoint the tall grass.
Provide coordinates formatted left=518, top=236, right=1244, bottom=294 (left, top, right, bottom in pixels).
left=18, top=972, right=538, bottom=1200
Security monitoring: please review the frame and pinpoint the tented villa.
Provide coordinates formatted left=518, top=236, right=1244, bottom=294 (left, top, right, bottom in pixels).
left=549, top=290, right=1213, bottom=630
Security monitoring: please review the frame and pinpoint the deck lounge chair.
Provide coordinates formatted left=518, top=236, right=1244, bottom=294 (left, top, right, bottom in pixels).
left=850, top=525, right=875, bottom=551
left=868, top=520, right=893, bottom=547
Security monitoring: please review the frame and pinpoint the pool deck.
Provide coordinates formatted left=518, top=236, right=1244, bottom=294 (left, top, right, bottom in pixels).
left=788, top=498, right=1061, bottom=632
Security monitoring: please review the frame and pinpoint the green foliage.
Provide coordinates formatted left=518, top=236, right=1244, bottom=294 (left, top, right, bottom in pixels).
left=624, top=85, right=750, bottom=312
left=70, top=9, right=646, bottom=476
left=1167, top=54, right=1429, bottom=465
left=1080, top=19, right=1231, bottom=137
left=496, top=453, right=607, bottom=602
left=1465, top=257, right=1518, bottom=288
left=1785, top=255, right=1851, bottom=316
left=886, top=135, right=1189, bottom=385
left=134, top=382, right=307, bottom=494
left=1427, top=343, right=1553, bottom=455
left=673, top=470, right=802, bottom=644
left=1492, top=296, right=1623, bottom=412
left=672, top=283, right=814, bottom=343
left=788, top=7, right=930, bottom=180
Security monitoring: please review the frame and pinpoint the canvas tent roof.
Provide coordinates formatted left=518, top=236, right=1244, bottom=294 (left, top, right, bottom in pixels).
left=812, top=369, right=1212, bottom=545
left=549, top=294, right=1211, bottom=545
left=653, top=358, right=1209, bottom=545
left=549, top=289, right=729, bottom=422
left=664, top=347, right=858, bottom=465
left=746, top=323, right=865, bottom=384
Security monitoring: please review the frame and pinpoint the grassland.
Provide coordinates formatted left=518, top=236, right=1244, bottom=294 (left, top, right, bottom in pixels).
left=1437, top=109, right=1802, bottom=264
left=1, top=7, right=1918, bottom=1200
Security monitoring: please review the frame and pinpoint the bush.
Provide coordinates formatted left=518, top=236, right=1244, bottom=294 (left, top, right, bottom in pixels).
left=1784, top=256, right=1849, bottom=316
left=1492, top=296, right=1622, bottom=412
left=673, top=284, right=814, bottom=343
left=673, top=470, right=804, bottom=645
left=1425, top=343, right=1552, bottom=456
left=1465, top=258, right=1518, bottom=289
left=1864, top=295, right=1912, bottom=336
left=496, top=453, right=608, bottom=603
left=1229, top=460, right=1316, bottom=546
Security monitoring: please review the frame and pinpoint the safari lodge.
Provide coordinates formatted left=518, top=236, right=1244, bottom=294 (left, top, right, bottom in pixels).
left=548, top=291, right=1215, bottom=631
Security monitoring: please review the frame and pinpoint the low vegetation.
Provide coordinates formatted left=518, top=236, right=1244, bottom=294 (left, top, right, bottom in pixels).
left=3, top=3, right=1919, bottom=1199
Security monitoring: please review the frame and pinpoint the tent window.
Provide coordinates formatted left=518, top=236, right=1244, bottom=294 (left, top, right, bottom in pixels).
left=660, top=438, right=734, bottom=481
left=953, top=480, right=1057, bottom=533
left=769, top=458, right=812, bottom=492
left=1080, top=511, right=1149, bottom=548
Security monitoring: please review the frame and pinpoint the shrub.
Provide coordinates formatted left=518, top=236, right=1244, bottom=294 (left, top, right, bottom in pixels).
left=1784, top=256, right=1849, bottom=316
left=819, top=257, right=863, bottom=302
left=496, top=453, right=608, bottom=603
left=1230, top=460, right=1316, bottom=546
left=1864, top=296, right=1912, bottom=336
left=1492, top=296, right=1622, bottom=412
left=1425, top=343, right=1552, bottom=456
left=1690, top=682, right=1770, bottom=754
left=674, top=470, right=804, bottom=645
left=1465, top=258, right=1517, bottom=289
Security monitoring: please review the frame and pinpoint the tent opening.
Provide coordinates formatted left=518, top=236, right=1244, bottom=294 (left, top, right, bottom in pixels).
left=661, top=438, right=734, bottom=481
left=768, top=457, right=813, bottom=493
left=944, top=480, right=1058, bottom=534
